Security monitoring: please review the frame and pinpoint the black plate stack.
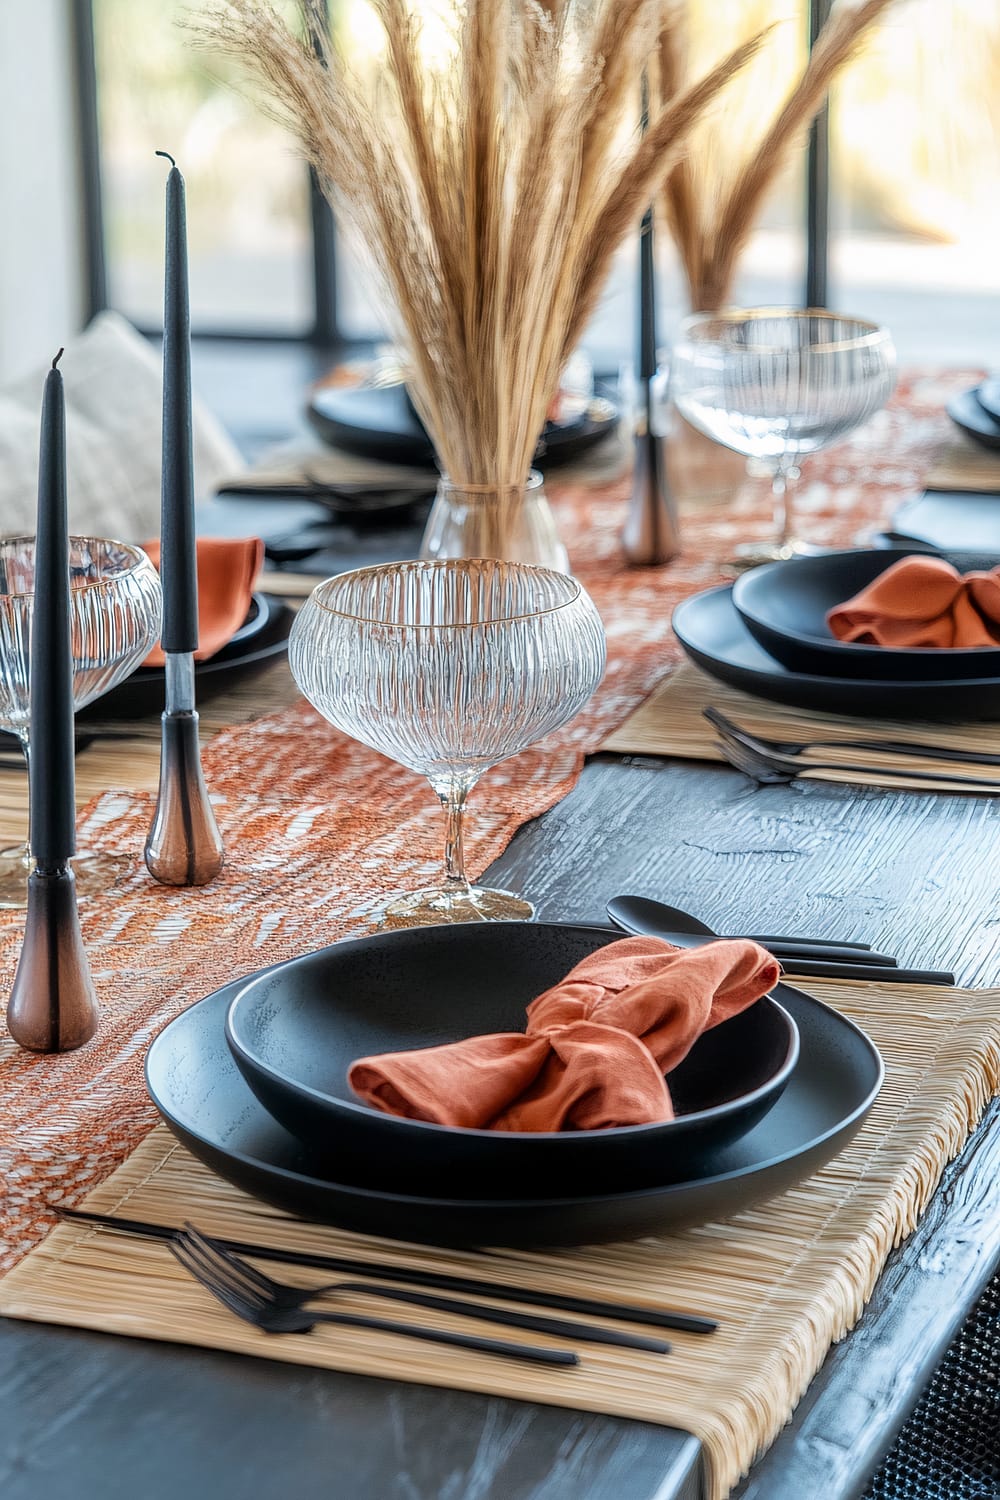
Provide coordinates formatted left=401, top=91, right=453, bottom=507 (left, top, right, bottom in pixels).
left=145, top=922, right=882, bottom=1248
left=673, top=549, right=1000, bottom=721
left=307, top=382, right=619, bottom=468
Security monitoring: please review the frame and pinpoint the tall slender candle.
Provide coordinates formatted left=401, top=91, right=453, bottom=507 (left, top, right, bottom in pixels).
left=145, top=152, right=224, bottom=887
left=31, top=350, right=76, bottom=865
left=156, top=149, right=199, bottom=654
left=7, top=351, right=100, bottom=1052
left=622, top=74, right=680, bottom=567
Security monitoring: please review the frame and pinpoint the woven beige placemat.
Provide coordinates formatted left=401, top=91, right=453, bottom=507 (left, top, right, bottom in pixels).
left=923, top=430, right=1000, bottom=493
left=602, top=662, right=1000, bottom=794
left=2, top=977, right=997, bottom=1500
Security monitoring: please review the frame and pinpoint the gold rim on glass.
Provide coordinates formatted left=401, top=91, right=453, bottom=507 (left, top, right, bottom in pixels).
left=678, top=307, right=892, bottom=356
left=311, top=558, right=584, bottom=628
left=0, top=536, right=152, bottom=600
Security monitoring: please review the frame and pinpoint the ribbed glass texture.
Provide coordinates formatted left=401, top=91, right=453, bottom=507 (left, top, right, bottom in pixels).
left=670, top=310, right=897, bottom=462
left=290, top=560, right=606, bottom=785
left=0, top=537, right=163, bottom=739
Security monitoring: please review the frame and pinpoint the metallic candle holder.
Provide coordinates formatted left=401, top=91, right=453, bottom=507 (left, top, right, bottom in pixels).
left=7, top=866, right=99, bottom=1052
left=145, top=654, right=224, bottom=887
left=622, top=205, right=680, bottom=567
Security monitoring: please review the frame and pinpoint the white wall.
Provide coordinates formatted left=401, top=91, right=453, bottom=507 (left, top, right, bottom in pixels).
left=0, top=0, right=87, bottom=382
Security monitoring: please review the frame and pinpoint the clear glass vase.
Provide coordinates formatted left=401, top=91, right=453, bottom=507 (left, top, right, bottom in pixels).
left=419, top=470, right=570, bottom=573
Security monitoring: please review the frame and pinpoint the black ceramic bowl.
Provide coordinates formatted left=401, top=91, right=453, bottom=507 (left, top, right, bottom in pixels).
left=224, top=923, right=798, bottom=1199
left=733, top=549, right=1000, bottom=681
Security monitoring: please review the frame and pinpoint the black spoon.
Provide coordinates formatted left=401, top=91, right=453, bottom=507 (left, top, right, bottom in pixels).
left=606, top=896, right=955, bottom=985
left=605, top=895, right=895, bottom=966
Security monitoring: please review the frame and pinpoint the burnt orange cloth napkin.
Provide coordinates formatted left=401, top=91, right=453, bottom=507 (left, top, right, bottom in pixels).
left=827, top=555, right=1000, bottom=648
left=141, top=537, right=264, bottom=667
left=348, top=936, right=781, bottom=1132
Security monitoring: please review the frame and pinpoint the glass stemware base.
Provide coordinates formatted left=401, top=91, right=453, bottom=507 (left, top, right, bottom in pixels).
left=727, top=535, right=826, bottom=571
left=0, top=844, right=132, bottom=909
left=376, top=882, right=534, bottom=930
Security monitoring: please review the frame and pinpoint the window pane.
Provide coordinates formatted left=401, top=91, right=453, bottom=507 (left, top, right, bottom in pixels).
left=93, top=0, right=314, bottom=334
left=829, top=0, right=1000, bottom=362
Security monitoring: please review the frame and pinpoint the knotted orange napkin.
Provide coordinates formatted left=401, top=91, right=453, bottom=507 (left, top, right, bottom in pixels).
left=142, top=536, right=264, bottom=667
left=348, top=936, right=781, bottom=1132
left=827, top=555, right=1000, bottom=648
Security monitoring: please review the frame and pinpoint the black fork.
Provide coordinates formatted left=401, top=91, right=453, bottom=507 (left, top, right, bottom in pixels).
left=703, top=706, right=1000, bottom=770
left=173, top=1225, right=669, bottom=1354
left=170, top=1229, right=582, bottom=1366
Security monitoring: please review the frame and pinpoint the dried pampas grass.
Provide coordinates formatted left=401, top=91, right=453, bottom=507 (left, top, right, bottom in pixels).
left=195, top=0, right=765, bottom=489
left=657, top=0, right=899, bottom=313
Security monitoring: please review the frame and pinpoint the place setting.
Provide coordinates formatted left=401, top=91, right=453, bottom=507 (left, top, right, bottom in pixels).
left=607, top=547, right=1000, bottom=793
left=599, top=308, right=1000, bottom=795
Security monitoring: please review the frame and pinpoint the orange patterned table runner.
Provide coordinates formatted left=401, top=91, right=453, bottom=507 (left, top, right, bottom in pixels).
left=0, top=370, right=978, bottom=1273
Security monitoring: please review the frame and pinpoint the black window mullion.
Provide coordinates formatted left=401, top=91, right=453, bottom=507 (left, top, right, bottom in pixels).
left=305, top=0, right=338, bottom=345
left=72, top=0, right=108, bottom=322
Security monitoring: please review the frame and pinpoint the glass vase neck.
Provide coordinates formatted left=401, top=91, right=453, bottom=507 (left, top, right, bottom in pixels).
left=420, top=470, right=570, bottom=573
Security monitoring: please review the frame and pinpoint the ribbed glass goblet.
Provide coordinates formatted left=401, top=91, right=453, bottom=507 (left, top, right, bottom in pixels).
left=0, top=536, right=163, bottom=908
left=670, top=309, right=896, bottom=566
left=290, top=559, right=606, bottom=925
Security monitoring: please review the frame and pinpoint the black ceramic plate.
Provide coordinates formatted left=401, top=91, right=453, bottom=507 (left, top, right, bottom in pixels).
left=145, top=941, right=882, bottom=1248
left=78, top=596, right=294, bottom=721
left=224, top=924, right=799, bottom=1197
left=732, top=550, right=1000, bottom=682
left=306, top=383, right=619, bottom=469
left=673, top=585, right=1000, bottom=721
left=948, top=387, right=1000, bottom=450
left=889, top=490, right=1000, bottom=561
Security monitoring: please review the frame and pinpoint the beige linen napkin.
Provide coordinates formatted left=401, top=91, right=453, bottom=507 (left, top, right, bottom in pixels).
left=0, top=311, right=244, bottom=540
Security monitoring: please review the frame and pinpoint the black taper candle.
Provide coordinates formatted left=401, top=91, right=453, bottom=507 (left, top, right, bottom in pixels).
left=639, top=210, right=656, bottom=382
left=30, top=349, right=76, bottom=866
left=157, top=150, right=199, bottom=654
left=145, top=151, right=224, bottom=888
left=8, top=351, right=100, bottom=1052
left=637, top=75, right=657, bottom=393
left=622, top=74, right=680, bottom=567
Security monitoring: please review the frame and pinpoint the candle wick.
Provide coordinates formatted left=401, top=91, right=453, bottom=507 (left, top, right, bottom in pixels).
left=51, top=349, right=64, bottom=370
left=155, top=149, right=176, bottom=168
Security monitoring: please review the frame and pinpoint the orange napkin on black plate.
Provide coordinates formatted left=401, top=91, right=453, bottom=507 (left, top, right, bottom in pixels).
left=827, top=555, right=1000, bottom=649
left=142, top=537, right=264, bottom=668
left=348, top=936, right=781, bottom=1132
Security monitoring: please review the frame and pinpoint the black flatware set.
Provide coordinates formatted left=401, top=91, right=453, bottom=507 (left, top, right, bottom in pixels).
left=59, top=1207, right=714, bottom=1365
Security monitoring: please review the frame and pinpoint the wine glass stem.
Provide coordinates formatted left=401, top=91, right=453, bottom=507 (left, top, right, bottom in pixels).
left=771, top=463, right=800, bottom=548
left=435, top=779, right=474, bottom=892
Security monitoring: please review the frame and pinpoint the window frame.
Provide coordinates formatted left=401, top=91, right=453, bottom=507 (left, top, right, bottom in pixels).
left=73, top=0, right=832, bottom=346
